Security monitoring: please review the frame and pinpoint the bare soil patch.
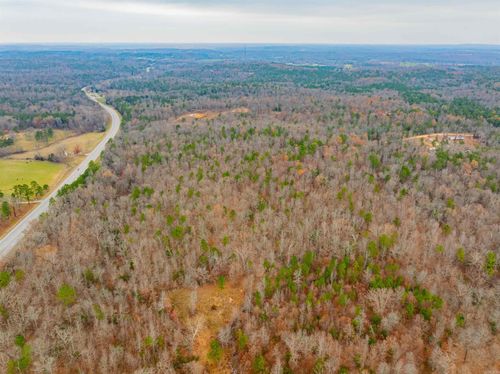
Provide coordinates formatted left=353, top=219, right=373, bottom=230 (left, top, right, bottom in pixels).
left=176, top=107, right=250, bottom=122
left=166, top=280, right=245, bottom=373
left=404, top=133, right=479, bottom=150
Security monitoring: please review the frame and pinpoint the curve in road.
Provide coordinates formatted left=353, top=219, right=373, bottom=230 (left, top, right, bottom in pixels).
left=0, top=88, right=121, bottom=259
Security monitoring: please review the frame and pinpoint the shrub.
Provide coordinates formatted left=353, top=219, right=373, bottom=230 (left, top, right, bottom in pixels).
left=456, top=313, right=465, bottom=328
left=378, top=233, right=397, bottom=251
left=1, top=201, right=10, bottom=219
left=485, top=252, right=496, bottom=277
left=456, top=247, right=465, bottom=263
left=57, top=284, right=77, bottom=306
left=399, top=165, right=411, bottom=182
left=360, top=210, right=373, bottom=225
left=369, top=275, right=403, bottom=289
left=207, top=339, right=223, bottom=363
left=93, top=304, right=105, bottom=320
left=0, top=304, right=8, bottom=320
left=405, top=302, right=415, bottom=318
left=369, top=153, right=381, bottom=169
left=338, top=293, right=349, bottom=306
left=14, top=270, right=25, bottom=282
left=441, top=224, right=452, bottom=236
left=217, top=275, right=226, bottom=289
left=170, top=225, right=185, bottom=240
left=236, top=329, right=248, bottom=350
left=410, top=287, right=443, bottom=320
left=0, top=271, right=11, bottom=288
left=367, top=241, right=378, bottom=258
left=14, top=335, right=25, bottom=348
left=252, top=354, right=268, bottom=374
left=446, top=198, right=455, bottom=209
left=254, top=291, right=263, bottom=307
left=83, top=268, right=98, bottom=285
left=7, top=336, right=31, bottom=374
left=432, top=148, right=449, bottom=170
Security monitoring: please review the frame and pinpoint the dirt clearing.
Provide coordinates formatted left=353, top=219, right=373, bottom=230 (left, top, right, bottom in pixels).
left=176, top=108, right=250, bottom=122
left=404, top=133, right=479, bottom=150
left=166, top=279, right=245, bottom=373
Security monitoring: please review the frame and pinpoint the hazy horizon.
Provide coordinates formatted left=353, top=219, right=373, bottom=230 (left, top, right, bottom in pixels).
left=1, top=0, right=499, bottom=44
left=1, top=43, right=499, bottom=47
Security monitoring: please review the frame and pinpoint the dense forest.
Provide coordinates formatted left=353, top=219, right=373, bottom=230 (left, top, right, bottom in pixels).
left=0, top=51, right=134, bottom=133
left=0, top=47, right=498, bottom=373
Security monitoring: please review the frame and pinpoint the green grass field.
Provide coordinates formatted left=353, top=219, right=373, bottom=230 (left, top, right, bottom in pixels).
left=0, top=159, right=66, bottom=194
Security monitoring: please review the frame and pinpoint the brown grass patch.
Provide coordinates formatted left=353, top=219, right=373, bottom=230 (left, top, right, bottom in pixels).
left=35, top=244, right=58, bottom=263
left=176, top=107, right=251, bottom=122
left=1, top=129, right=73, bottom=155
left=166, top=280, right=245, bottom=373
left=35, top=244, right=58, bottom=262
left=8, top=131, right=106, bottom=161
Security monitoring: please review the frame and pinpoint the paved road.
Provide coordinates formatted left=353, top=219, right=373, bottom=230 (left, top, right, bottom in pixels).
left=0, top=89, right=121, bottom=259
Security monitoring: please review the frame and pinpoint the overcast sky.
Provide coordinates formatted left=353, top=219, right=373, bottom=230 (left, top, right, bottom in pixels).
left=0, top=0, right=498, bottom=44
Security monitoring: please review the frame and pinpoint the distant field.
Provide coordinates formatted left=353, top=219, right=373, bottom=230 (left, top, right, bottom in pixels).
left=0, top=159, right=66, bottom=194
left=8, top=131, right=105, bottom=160
left=2, top=129, right=73, bottom=154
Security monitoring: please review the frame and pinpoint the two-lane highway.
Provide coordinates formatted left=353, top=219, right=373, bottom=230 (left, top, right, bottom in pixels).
left=0, top=89, right=121, bottom=260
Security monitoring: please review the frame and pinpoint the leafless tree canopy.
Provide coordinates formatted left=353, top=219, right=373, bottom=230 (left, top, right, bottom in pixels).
left=0, top=48, right=498, bottom=373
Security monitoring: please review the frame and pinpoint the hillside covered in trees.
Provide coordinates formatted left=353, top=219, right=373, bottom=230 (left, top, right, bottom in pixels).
left=0, top=46, right=498, bottom=373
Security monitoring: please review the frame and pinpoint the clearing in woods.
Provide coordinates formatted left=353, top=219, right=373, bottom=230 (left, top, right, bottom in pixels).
left=7, top=131, right=106, bottom=161
left=176, top=107, right=250, bottom=122
left=167, top=280, right=245, bottom=373
left=0, top=129, right=73, bottom=154
left=404, top=133, right=479, bottom=149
